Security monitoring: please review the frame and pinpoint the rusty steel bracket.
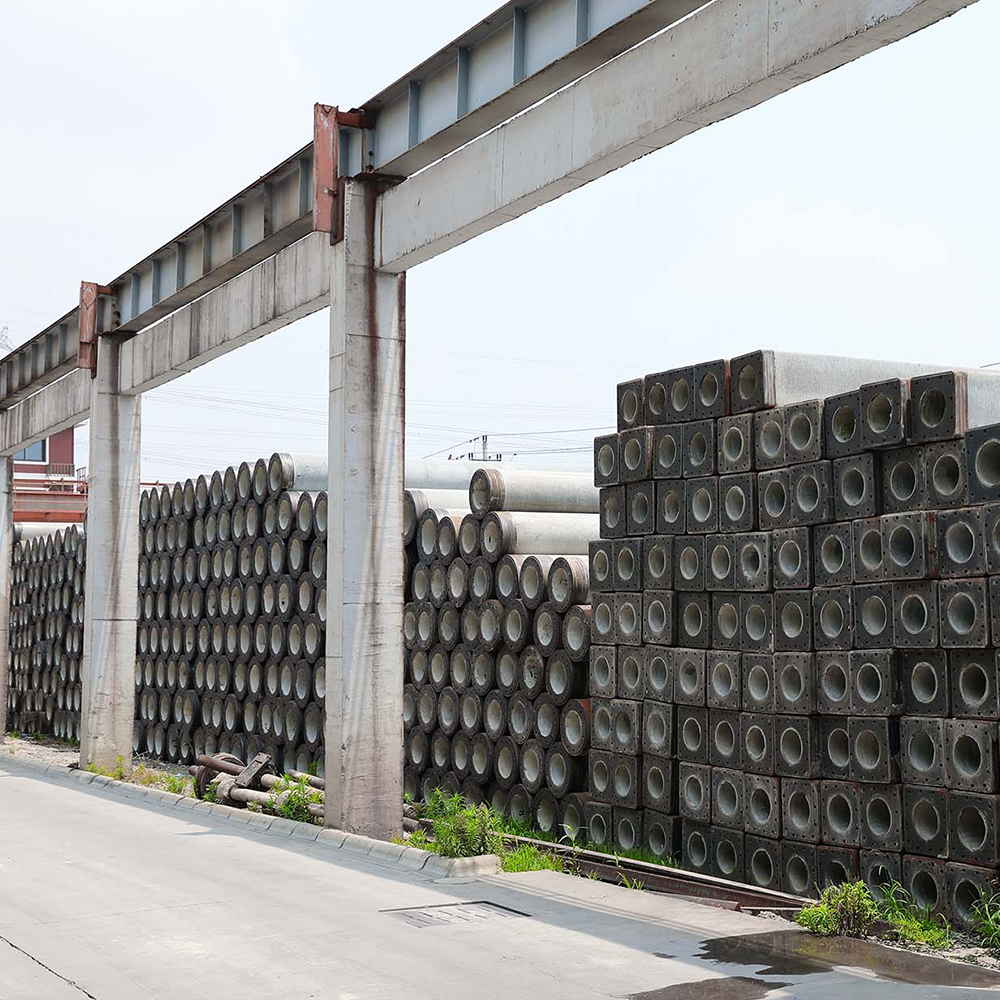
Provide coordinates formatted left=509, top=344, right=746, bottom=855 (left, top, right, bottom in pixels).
left=77, top=281, right=114, bottom=377
left=235, top=751, right=274, bottom=789
left=313, top=103, right=374, bottom=244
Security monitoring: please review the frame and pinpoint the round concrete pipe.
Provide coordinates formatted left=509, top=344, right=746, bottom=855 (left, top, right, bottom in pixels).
left=416, top=508, right=464, bottom=564
left=483, top=691, right=508, bottom=741
left=449, top=645, right=472, bottom=694
left=436, top=514, right=465, bottom=564
left=403, top=458, right=479, bottom=491
left=480, top=511, right=600, bottom=562
left=518, top=555, right=559, bottom=610
left=446, top=558, right=470, bottom=606
left=458, top=515, right=482, bottom=562
left=545, top=743, right=586, bottom=797
left=494, top=736, right=520, bottom=790
left=267, top=453, right=328, bottom=497
left=459, top=689, right=482, bottom=737
left=545, top=650, right=586, bottom=706
left=560, top=699, right=591, bottom=757
left=469, top=733, right=494, bottom=785
left=561, top=606, right=592, bottom=663
left=546, top=556, right=589, bottom=614
left=520, top=646, right=546, bottom=700
left=469, top=467, right=599, bottom=518
left=404, top=488, right=468, bottom=545
left=494, top=553, right=528, bottom=604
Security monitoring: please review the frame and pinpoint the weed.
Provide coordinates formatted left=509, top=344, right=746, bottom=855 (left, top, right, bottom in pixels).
left=501, top=844, right=564, bottom=873
left=420, top=788, right=500, bottom=858
left=407, top=828, right=432, bottom=851
left=164, top=774, right=189, bottom=796
left=202, top=782, right=218, bottom=804
left=270, top=775, right=316, bottom=823
left=797, top=881, right=879, bottom=937
left=307, top=761, right=319, bottom=777
left=113, top=755, right=127, bottom=781
left=973, top=891, right=1000, bottom=951
left=879, top=881, right=952, bottom=949
left=246, top=801, right=262, bottom=813
left=8, top=730, right=20, bottom=740
left=618, top=873, right=645, bottom=891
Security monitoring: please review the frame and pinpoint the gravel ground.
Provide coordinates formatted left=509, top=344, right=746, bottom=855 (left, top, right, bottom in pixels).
left=2, top=733, right=189, bottom=780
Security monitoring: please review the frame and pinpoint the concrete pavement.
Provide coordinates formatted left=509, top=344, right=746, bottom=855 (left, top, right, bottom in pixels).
left=1, top=762, right=999, bottom=1000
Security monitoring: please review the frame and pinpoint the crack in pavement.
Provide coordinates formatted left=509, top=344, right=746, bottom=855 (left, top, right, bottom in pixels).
left=0, top=932, right=99, bottom=999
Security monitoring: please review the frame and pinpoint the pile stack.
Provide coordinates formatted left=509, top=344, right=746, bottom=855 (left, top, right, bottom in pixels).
left=403, top=465, right=599, bottom=840
left=6, top=525, right=86, bottom=740
left=135, top=454, right=327, bottom=773
left=592, top=349, right=1000, bottom=924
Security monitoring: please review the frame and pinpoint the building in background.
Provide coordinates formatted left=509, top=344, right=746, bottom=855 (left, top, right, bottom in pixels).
left=13, top=427, right=87, bottom=523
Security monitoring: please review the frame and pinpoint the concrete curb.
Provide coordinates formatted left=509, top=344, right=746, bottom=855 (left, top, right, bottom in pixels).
left=0, top=753, right=497, bottom=878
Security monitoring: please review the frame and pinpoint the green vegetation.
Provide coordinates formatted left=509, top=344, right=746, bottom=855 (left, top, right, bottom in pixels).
left=879, top=881, right=952, bottom=949
left=972, top=891, right=1000, bottom=951
left=270, top=775, right=323, bottom=824
left=202, top=782, right=218, bottom=803
left=500, top=843, right=564, bottom=873
left=797, top=881, right=879, bottom=937
left=797, top=880, right=953, bottom=949
left=418, top=789, right=501, bottom=858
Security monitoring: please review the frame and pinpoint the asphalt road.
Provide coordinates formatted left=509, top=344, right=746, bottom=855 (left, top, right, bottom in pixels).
left=1, top=764, right=998, bottom=1000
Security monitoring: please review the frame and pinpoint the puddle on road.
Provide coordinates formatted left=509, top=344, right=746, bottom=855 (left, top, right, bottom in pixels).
left=698, top=930, right=1000, bottom=988
left=629, top=975, right=789, bottom=1000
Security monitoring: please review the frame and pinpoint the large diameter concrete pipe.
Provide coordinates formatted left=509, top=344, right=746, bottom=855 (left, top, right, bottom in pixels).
left=267, top=453, right=328, bottom=496
left=404, top=458, right=480, bottom=490
left=469, top=467, right=598, bottom=518
left=479, top=511, right=600, bottom=563
left=404, top=489, right=468, bottom=545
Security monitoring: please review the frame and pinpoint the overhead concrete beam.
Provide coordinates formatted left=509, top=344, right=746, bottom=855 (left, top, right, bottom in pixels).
left=376, top=0, right=979, bottom=272
left=119, top=231, right=331, bottom=396
left=0, top=368, right=91, bottom=458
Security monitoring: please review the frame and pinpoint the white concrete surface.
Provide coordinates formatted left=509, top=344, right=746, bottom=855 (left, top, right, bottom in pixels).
left=376, top=0, right=981, bottom=271
left=0, top=368, right=90, bottom=459
left=1, top=763, right=996, bottom=1000
left=120, top=232, right=331, bottom=397
left=79, top=336, right=141, bottom=772
left=325, top=179, right=405, bottom=840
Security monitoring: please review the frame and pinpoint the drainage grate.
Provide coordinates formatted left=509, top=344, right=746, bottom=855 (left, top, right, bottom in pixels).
left=382, top=901, right=528, bottom=928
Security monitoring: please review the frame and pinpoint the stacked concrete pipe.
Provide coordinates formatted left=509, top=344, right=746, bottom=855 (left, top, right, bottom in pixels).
left=593, top=349, right=1000, bottom=928
left=6, top=525, right=86, bottom=740
left=135, top=457, right=326, bottom=774
left=403, top=465, right=598, bottom=842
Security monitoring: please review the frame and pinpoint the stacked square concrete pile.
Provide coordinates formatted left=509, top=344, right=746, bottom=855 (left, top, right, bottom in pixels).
left=6, top=525, right=86, bottom=740
left=403, top=467, right=599, bottom=840
left=592, top=349, right=1000, bottom=925
left=135, top=457, right=326, bottom=774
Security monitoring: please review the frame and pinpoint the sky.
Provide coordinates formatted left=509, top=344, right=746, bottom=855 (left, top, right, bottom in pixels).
left=1, top=0, right=998, bottom=485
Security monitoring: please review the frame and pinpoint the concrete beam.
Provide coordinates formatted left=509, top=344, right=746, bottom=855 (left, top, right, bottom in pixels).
left=120, top=232, right=331, bottom=396
left=376, top=0, right=979, bottom=271
left=325, top=180, right=405, bottom=839
left=79, top=336, right=141, bottom=771
left=0, top=368, right=91, bottom=458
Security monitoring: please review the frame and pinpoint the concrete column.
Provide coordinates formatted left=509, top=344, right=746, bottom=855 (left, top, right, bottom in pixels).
left=325, top=179, right=405, bottom=839
left=80, top=335, right=141, bottom=771
left=0, top=457, right=12, bottom=741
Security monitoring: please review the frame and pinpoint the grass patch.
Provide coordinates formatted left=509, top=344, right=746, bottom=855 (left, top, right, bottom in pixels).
left=797, top=881, right=879, bottom=937
left=421, top=789, right=501, bottom=858
left=797, top=880, right=953, bottom=949
left=500, top=843, right=564, bottom=873
left=269, top=775, right=323, bottom=824
left=972, top=891, right=1000, bottom=951
left=880, top=881, right=952, bottom=949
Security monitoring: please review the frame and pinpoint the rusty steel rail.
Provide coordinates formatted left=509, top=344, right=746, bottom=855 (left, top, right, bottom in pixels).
left=499, top=833, right=807, bottom=913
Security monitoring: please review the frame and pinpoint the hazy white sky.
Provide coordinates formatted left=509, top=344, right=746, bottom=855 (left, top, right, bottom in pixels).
left=1, top=1, right=997, bottom=484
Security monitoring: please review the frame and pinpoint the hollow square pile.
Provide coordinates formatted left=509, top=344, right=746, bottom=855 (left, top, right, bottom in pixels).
left=592, top=350, right=1000, bottom=927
